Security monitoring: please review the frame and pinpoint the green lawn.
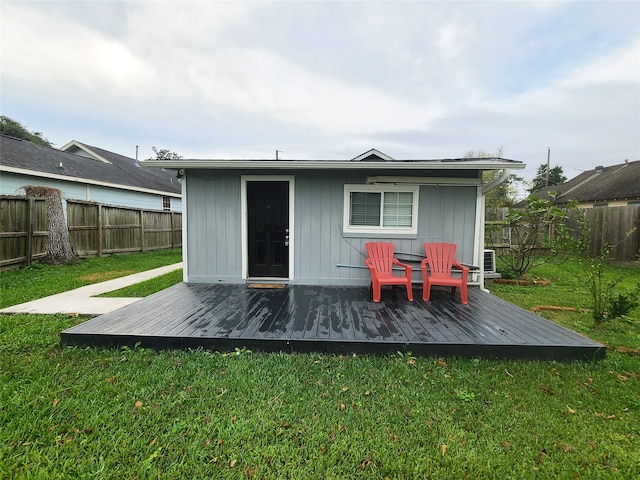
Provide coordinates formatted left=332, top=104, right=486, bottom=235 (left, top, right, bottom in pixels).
left=489, top=257, right=640, bottom=352
left=1, top=253, right=639, bottom=478
left=0, top=249, right=182, bottom=309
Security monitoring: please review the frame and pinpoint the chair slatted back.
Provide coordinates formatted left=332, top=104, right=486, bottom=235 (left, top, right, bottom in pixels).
left=424, top=242, right=456, bottom=276
left=365, top=242, right=395, bottom=274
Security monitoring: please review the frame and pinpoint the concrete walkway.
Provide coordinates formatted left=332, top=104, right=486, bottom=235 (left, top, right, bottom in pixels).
left=1, top=263, right=183, bottom=316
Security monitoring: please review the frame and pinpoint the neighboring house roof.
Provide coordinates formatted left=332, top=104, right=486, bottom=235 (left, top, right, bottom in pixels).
left=534, top=160, right=640, bottom=205
left=142, top=149, right=525, bottom=173
left=0, top=135, right=181, bottom=196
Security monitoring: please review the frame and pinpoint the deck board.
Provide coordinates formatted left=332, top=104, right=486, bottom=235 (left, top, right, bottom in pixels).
left=61, top=283, right=605, bottom=360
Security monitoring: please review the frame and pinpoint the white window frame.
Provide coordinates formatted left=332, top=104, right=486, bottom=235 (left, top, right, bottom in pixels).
left=343, top=184, right=419, bottom=235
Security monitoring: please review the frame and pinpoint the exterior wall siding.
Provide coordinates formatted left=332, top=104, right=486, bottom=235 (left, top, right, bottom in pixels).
left=186, top=171, right=242, bottom=282
left=185, top=170, right=478, bottom=286
left=0, top=172, right=182, bottom=212
left=293, top=171, right=476, bottom=285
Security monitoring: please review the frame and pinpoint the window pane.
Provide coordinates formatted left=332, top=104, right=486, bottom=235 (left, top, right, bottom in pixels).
left=351, top=192, right=381, bottom=226
left=382, top=192, right=413, bottom=227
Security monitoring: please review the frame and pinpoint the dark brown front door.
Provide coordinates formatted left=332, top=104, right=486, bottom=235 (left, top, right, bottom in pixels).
left=247, top=181, right=289, bottom=278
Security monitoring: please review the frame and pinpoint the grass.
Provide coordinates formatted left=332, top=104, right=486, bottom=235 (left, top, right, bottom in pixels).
left=1, top=252, right=639, bottom=478
left=489, top=257, right=640, bottom=352
left=97, top=269, right=184, bottom=298
left=0, top=249, right=182, bottom=308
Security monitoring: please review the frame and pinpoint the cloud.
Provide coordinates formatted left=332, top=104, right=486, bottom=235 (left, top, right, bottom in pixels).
left=1, top=0, right=638, bottom=182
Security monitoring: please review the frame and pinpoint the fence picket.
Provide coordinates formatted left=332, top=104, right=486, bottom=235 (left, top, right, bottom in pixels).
left=485, top=205, right=640, bottom=262
left=1, top=196, right=182, bottom=268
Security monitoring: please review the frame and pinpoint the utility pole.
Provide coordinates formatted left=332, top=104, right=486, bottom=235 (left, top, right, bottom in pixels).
left=545, top=147, right=550, bottom=187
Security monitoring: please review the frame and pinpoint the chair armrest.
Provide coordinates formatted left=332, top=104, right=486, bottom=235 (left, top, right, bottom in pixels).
left=420, top=257, right=430, bottom=272
left=452, top=260, right=470, bottom=275
left=392, top=258, right=412, bottom=271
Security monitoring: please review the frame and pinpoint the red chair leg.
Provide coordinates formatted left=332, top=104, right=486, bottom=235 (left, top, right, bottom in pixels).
left=460, top=283, right=468, bottom=304
left=406, top=283, right=413, bottom=301
left=372, top=281, right=381, bottom=303
left=422, top=282, right=431, bottom=301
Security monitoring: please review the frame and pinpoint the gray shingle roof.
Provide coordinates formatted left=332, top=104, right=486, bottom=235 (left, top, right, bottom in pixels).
left=535, top=160, right=640, bottom=204
left=0, top=135, right=181, bottom=194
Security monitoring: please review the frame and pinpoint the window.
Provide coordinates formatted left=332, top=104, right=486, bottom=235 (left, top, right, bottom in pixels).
left=343, top=184, right=419, bottom=235
left=162, top=196, right=171, bottom=211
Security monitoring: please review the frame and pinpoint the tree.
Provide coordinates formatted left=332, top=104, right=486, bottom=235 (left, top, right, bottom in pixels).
left=23, top=185, right=75, bottom=264
left=149, top=146, right=182, bottom=161
left=464, top=147, right=522, bottom=207
left=482, top=170, right=522, bottom=207
left=0, top=116, right=53, bottom=147
left=487, top=195, right=571, bottom=279
left=528, top=164, right=567, bottom=194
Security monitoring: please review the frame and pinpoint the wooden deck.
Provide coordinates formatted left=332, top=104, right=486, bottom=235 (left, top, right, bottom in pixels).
left=61, top=283, right=605, bottom=361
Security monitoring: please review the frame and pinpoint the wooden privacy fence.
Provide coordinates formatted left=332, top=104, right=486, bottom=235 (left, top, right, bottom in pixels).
left=0, top=196, right=48, bottom=267
left=484, top=207, right=510, bottom=248
left=67, top=200, right=182, bottom=257
left=485, top=205, right=640, bottom=262
left=585, top=205, right=640, bottom=261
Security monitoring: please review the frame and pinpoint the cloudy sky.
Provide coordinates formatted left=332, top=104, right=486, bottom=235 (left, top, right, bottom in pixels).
left=2, top=0, right=639, bottom=194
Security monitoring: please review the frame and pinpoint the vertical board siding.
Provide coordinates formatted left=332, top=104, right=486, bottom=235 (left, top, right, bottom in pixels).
left=185, top=170, right=478, bottom=285
left=187, top=171, right=242, bottom=282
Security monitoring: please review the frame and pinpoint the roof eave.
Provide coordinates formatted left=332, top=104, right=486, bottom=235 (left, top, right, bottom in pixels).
left=0, top=165, right=181, bottom=197
left=141, top=159, right=525, bottom=171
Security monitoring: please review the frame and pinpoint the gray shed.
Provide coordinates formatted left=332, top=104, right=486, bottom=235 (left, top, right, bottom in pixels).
left=142, top=149, right=524, bottom=290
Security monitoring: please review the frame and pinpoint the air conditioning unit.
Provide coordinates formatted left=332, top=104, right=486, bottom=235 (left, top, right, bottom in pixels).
left=484, top=250, right=496, bottom=273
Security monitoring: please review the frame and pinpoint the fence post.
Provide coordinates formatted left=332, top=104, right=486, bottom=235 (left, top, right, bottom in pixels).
left=26, top=197, right=34, bottom=266
left=97, top=204, right=103, bottom=257
left=170, top=212, right=175, bottom=248
left=140, top=209, right=146, bottom=252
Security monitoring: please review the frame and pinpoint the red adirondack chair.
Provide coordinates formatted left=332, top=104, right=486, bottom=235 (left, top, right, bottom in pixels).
left=365, top=242, right=413, bottom=302
left=420, top=242, right=469, bottom=304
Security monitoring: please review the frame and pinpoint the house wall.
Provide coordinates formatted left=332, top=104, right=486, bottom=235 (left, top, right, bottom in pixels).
left=185, top=170, right=478, bottom=285
left=0, top=172, right=182, bottom=212
left=576, top=199, right=640, bottom=208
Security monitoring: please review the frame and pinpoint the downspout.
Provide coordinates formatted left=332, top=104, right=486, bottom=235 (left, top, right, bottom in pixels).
left=474, top=185, right=487, bottom=292
left=477, top=168, right=511, bottom=293
left=181, top=174, right=188, bottom=283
